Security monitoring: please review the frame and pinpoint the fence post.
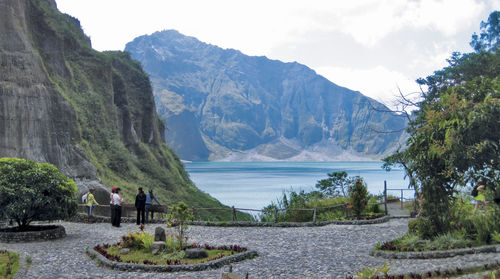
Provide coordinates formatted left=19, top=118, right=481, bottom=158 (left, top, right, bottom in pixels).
left=313, top=208, right=317, bottom=223
left=191, top=207, right=196, bottom=221
left=400, top=189, right=404, bottom=210
left=384, top=180, right=388, bottom=215
left=274, top=208, right=278, bottom=223
left=344, top=203, right=348, bottom=218
left=232, top=206, right=236, bottom=222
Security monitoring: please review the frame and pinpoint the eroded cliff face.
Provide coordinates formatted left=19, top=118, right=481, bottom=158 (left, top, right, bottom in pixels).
left=0, top=0, right=96, bottom=180
left=0, top=0, right=224, bottom=209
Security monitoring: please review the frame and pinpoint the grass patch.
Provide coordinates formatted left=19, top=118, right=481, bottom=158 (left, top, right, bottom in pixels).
left=0, top=250, right=20, bottom=279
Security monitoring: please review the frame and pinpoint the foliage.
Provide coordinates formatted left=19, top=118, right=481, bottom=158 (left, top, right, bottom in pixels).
left=315, top=171, right=354, bottom=197
left=355, top=263, right=390, bottom=279
left=164, top=233, right=179, bottom=254
left=350, top=179, right=369, bottom=219
left=471, top=11, right=500, bottom=52
left=121, top=231, right=154, bottom=251
left=0, top=158, right=78, bottom=229
left=0, top=250, right=20, bottom=279
left=167, top=202, right=194, bottom=250
left=383, top=11, right=500, bottom=235
left=260, top=186, right=382, bottom=222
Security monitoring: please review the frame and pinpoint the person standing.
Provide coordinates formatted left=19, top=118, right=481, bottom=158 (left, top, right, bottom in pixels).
left=110, top=187, right=116, bottom=225
left=85, top=189, right=99, bottom=223
left=145, top=189, right=162, bottom=223
left=473, top=184, right=487, bottom=215
left=135, top=187, right=147, bottom=225
left=112, top=188, right=124, bottom=227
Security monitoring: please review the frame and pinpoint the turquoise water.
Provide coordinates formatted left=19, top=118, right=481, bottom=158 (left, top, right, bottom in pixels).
left=185, top=161, right=411, bottom=210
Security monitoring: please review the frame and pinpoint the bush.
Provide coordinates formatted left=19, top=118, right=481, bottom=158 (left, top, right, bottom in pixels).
left=414, top=217, right=438, bottom=239
left=0, top=158, right=78, bottom=230
left=121, top=231, right=154, bottom=251
left=349, top=179, right=369, bottom=219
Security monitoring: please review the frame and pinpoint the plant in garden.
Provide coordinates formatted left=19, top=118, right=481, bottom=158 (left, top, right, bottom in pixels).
left=355, top=263, right=390, bottom=279
left=121, top=231, right=154, bottom=251
left=167, top=202, right=193, bottom=250
left=350, top=178, right=369, bottom=219
left=0, top=158, right=78, bottom=230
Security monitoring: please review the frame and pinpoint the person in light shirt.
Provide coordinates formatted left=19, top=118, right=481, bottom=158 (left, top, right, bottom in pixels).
left=112, top=188, right=124, bottom=227
left=109, top=186, right=116, bottom=225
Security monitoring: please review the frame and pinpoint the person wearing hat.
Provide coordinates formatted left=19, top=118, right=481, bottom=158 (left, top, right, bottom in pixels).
left=135, top=187, right=147, bottom=225
left=112, top=188, right=124, bottom=227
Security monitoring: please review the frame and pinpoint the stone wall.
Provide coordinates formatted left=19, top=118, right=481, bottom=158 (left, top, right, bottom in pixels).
left=0, top=225, right=66, bottom=243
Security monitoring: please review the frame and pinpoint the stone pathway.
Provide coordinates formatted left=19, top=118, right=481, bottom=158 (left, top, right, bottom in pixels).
left=0, top=219, right=498, bottom=278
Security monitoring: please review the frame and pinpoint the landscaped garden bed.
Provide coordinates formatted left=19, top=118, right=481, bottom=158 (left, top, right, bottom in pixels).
left=0, top=250, right=20, bottom=279
left=88, top=202, right=257, bottom=272
left=88, top=231, right=257, bottom=272
left=372, top=193, right=500, bottom=260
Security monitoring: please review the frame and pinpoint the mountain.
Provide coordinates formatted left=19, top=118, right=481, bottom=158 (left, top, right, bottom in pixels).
left=125, top=30, right=407, bottom=161
left=0, top=0, right=228, bottom=214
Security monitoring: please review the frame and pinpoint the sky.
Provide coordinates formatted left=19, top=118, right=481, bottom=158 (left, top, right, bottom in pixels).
left=56, top=0, right=499, bottom=107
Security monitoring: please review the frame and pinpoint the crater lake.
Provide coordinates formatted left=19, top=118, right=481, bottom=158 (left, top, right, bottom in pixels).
left=185, top=161, right=410, bottom=211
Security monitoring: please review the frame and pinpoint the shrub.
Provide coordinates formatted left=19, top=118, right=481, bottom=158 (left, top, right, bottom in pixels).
left=408, top=219, right=419, bottom=234
left=0, top=158, right=78, bottom=230
left=429, top=232, right=470, bottom=250
left=473, top=215, right=494, bottom=244
left=349, top=179, right=369, bottom=219
left=414, top=217, right=438, bottom=240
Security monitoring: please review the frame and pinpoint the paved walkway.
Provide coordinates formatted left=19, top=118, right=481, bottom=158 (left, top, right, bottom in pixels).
left=1, top=219, right=498, bottom=278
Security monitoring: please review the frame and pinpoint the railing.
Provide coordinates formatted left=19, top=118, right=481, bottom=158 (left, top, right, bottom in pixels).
left=79, top=201, right=386, bottom=223
left=383, top=180, right=416, bottom=213
left=79, top=180, right=415, bottom=223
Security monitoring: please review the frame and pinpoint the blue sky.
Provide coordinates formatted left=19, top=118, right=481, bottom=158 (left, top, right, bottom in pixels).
left=56, top=0, right=499, bottom=107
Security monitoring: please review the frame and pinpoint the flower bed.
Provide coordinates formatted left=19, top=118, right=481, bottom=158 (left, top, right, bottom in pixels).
left=87, top=228, right=257, bottom=272
left=88, top=243, right=257, bottom=272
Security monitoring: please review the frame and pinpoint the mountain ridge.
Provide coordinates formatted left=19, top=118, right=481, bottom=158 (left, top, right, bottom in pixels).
left=126, top=29, right=407, bottom=161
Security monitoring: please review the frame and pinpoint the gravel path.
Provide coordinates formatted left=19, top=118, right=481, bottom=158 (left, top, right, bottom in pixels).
left=1, top=219, right=498, bottom=278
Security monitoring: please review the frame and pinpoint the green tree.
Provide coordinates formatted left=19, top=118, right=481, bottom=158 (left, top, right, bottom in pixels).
left=471, top=11, right=500, bottom=52
left=0, top=158, right=78, bottom=230
left=315, top=171, right=354, bottom=197
left=350, top=178, right=369, bottom=219
left=384, top=11, right=500, bottom=237
left=167, top=202, right=193, bottom=250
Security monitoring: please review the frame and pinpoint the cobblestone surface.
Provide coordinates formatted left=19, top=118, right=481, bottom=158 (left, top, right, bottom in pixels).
left=0, top=219, right=498, bottom=278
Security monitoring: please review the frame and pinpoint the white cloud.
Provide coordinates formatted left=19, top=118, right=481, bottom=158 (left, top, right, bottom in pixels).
left=315, top=65, right=422, bottom=107
left=55, top=0, right=498, bottom=105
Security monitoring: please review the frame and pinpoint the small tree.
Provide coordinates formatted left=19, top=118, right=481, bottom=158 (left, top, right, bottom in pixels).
left=315, top=171, right=354, bottom=197
left=167, top=202, right=193, bottom=250
left=0, top=158, right=78, bottom=230
left=350, top=178, right=369, bottom=219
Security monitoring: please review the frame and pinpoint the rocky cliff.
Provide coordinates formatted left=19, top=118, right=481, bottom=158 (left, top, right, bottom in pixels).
left=126, top=30, right=407, bottom=161
left=0, top=0, right=225, bottom=211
